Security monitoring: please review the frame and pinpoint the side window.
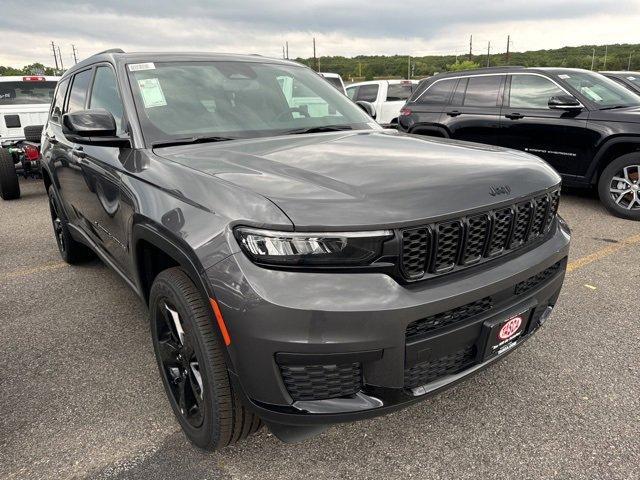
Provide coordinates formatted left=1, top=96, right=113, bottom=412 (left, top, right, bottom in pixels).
left=66, top=69, right=93, bottom=113
left=386, top=83, right=414, bottom=101
left=463, top=75, right=503, bottom=107
left=451, top=78, right=468, bottom=105
left=416, top=79, right=456, bottom=105
left=346, top=86, right=357, bottom=100
left=355, top=84, right=379, bottom=102
left=509, top=75, right=565, bottom=109
left=89, top=66, right=124, bottom=133
left=49, top=78, right=69, bottom=123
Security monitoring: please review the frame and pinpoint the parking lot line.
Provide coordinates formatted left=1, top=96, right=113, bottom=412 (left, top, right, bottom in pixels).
left=566, top=232, right=640, bottom=273
left=5, top=261, right=67, bottom=279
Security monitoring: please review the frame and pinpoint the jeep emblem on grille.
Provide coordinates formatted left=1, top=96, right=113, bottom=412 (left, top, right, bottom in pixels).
left=498, top=316, right=523, bottom=340
left=490, top=185, right=511, bottom=196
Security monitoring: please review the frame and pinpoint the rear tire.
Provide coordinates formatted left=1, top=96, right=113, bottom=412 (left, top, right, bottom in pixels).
left=598, top=153, right=640, bottom=220
left=149, top=267, right=261, bottom=450
left=23, top=125, right=43, bottom=143
left=47, top=186, right=94, bottom=263
left=0, top=148, right=20, bottom=200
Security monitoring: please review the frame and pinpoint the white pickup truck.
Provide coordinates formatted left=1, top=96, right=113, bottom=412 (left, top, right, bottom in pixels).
left=346, top=79, right=418, bottom=126
left=0, top=75, right=59, bottom=200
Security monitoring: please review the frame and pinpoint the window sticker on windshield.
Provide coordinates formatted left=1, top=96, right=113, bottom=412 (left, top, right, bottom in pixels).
left=129, top=62, right=155, bottom=71
left=581, top=87, right=603, bottom=102
left=628, top=76, right=637, bottom=80
left=137, top=78, right=167, bottom=107
left=558, top=74, right=570, bottom=79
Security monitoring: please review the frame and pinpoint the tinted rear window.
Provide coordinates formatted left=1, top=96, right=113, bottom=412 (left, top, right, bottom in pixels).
left=0, top=81, right=56, bottom=105
left=324, top=76, right=343, bottom=90
left=355, top=84, right=379, bottom=102
left=463, top=75, right=503, bottom=107
left=386, top=83, right=414, bottom=101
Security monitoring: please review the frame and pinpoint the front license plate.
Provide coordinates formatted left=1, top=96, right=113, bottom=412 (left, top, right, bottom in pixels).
left=482, top=310, right=531, bottom=361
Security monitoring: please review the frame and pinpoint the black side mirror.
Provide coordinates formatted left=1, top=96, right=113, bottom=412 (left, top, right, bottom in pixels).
left=355, top=101, right=377, bottom=120
left=548, top=95, right=582, bottom=110
left=62, top=109, right=130, bottom=147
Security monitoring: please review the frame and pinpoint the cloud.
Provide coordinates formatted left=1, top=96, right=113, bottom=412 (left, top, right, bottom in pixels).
left=1, top=0, right=639, bottom=67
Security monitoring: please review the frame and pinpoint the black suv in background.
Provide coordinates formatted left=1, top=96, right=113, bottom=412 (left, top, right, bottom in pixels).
left=600, top=71, right=640, bottom=95
left=399, top=67, right=640, bottom=220
left=41, top=51, right=569, bottom=449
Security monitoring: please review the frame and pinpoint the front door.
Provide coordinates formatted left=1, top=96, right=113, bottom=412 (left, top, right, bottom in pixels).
left=498, top=74, right=595, bottom=177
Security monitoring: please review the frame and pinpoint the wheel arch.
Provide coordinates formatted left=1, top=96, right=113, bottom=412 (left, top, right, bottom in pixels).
left=132, top=219, right=214, bottom=306
left=588, top=136, right=640, bottom=184
left=408, top=124, right=450, bottom=138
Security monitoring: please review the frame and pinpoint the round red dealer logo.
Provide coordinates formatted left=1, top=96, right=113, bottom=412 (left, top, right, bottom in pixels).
left=498, top=316, right=522, bottom=340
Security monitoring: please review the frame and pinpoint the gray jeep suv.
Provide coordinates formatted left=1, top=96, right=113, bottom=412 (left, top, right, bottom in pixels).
left=41, top=50, right=570, bottom=449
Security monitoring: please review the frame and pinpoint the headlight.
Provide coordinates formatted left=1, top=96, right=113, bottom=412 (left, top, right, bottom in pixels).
left=234, top=227, right=393, bottom=267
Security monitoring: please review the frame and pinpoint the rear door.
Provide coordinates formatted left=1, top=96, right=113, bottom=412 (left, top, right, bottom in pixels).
left=443, top=74, right=505, bottom=144
left=498, top=73, right=593, bottom=176
left=405, top=77, right=457, bottom=134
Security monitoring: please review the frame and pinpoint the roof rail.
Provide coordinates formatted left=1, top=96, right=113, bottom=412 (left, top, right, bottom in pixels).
left=94, top=48, right=125, bottom=55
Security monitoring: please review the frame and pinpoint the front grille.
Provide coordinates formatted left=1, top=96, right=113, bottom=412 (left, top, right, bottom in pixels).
left=406, top=297, right=493, bottom=341
left=400, top=190, right=560, bottom=281
left=404, top=346, right=476, bottom=389
left=515, top=261, right=563, bottom=295
left=279, top=362, right=362, bottom=402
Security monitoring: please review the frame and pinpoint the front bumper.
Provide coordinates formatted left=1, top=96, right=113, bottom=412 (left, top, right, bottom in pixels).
left=206, top=218, right=570, bottom=426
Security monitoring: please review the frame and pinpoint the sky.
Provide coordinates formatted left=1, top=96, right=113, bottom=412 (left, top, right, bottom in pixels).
left=2, top=0, right=640, bottom=67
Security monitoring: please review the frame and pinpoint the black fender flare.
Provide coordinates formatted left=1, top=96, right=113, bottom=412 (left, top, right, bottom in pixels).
left=587, top=135, right=640, bottom=183
left=131, top=219, right=215, bottom=305
left=408, top=124, right=450, bottom=138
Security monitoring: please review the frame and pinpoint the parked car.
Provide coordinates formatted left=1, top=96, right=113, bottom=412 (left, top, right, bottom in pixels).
left=600, top=71, right=640, bottom=95
left=42, top=50, right=569, bottom=450
left=0, top=75, right=59, bottom=199
left=346, top=79, right=418, bottom=126
left=399, top=67, right=640, bottom=220
left=319, top=72, right=346, bottom=94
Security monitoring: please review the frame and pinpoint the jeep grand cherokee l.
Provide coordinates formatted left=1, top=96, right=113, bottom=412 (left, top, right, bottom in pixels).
left=398, top=67, right=640, bottom=220
left=41, top=50, right=570, bottom=449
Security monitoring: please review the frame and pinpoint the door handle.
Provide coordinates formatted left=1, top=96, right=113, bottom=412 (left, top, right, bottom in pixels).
left=72, top=147, right=87, bottom=159
left=446, top=110, right=462, bottom=117
left=46, top=134, right=58, bottom=144
left=505, top=112, right=524, bottom=120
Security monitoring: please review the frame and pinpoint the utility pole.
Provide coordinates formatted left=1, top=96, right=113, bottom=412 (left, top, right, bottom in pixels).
left=408, top=56, right=411, bottom=79
left=282, top=45, right=285, bottom=59
left=358, top=62, right=362, bottom=77
left=506, top=35, right=510, bottom=63
left=486, top=41, right=491, bottom=67
left=469, top=35, right=473, bottom=60
left=286, top=41, right=289, bottom=60
left=50, top=41, right=59, bottom=70
left=603, top=45, right=608, bottom=69
left=72, top=44, right=78, bottom=64
left=591, top=48, right=595, bottom=70
left=313, top=37, right=319, bottom=72
left=628, top=51, right=633, bottom=70
left=57, top=45, right=64, bottom=70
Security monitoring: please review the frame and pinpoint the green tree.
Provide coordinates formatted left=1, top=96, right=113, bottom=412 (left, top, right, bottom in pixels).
left=446, top=60, right=481, bottom=71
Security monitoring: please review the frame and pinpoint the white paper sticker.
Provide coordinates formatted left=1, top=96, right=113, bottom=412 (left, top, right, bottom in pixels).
left=558, top=74, right=570, bottom=79
left=627, top=76, right=637, bottom=80
left=128, top=62, right=155, bottom=72
left=137, top=78, right=167, bottom=107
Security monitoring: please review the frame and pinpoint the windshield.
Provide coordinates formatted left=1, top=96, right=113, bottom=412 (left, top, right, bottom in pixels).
left=559, top=71, right=640, bottom=109
left=0, top=81, right=56, bottom=105
left=127, top=61, right=375, bottom=145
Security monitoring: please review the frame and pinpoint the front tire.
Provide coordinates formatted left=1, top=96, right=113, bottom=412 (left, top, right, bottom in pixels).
left=149, top=267, right=261, bottom=450
left=598, top=153, right=640, bottom=220
left=0, top=148, right=20, bottom=200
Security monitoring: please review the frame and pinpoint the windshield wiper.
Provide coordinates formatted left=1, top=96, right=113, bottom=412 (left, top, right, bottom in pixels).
left=152, top=135, right=236, bottom=148
left=599, top=105, right=633, bottom=110
left=283, top=125, right=354, bottom=135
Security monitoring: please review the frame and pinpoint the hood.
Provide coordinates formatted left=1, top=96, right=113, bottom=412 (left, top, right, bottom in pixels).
left=156, top=130, right=560, bottom=229
left=589, top=105, right=640, bottom=123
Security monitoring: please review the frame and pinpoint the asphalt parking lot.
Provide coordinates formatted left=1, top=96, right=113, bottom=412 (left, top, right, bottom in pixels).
left=1, top=179, right=639, bottom=480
